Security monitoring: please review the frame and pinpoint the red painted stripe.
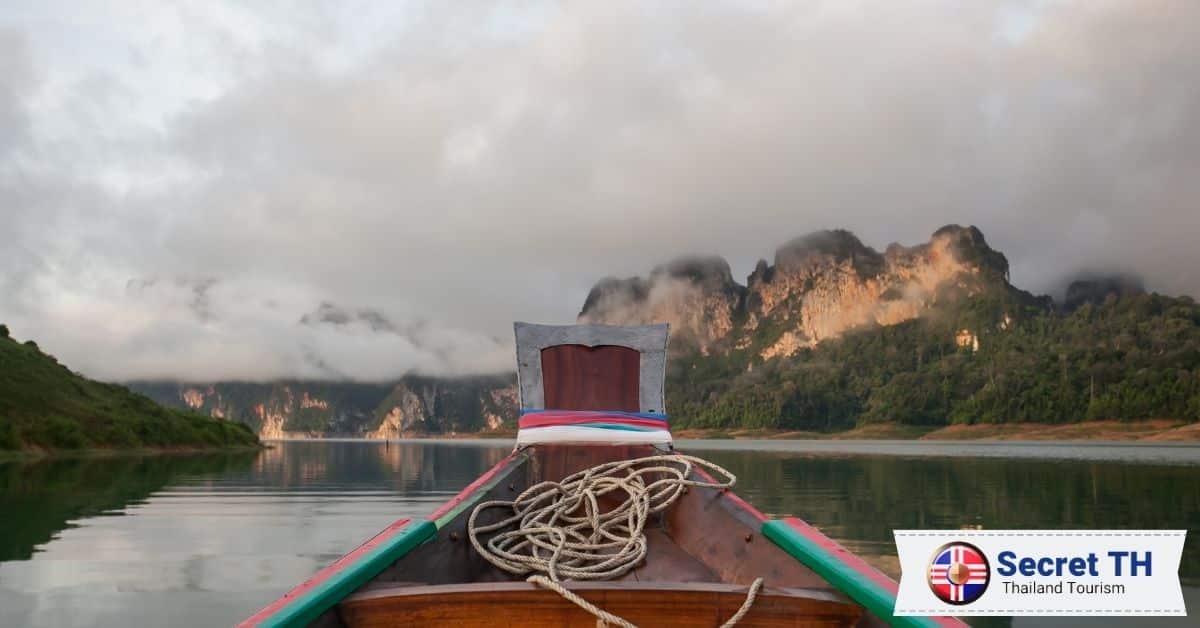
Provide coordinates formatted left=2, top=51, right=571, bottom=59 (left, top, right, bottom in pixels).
left=782, top=518, right=967, bottom=628
left=691, top=467, right=768, bottom=523
left=520, top=410, right=667, bottom=420
left=428, top=450, right=519, bottom=522
left=238, top=518, right=413, bottom=628
left=518, top=415, right=668, bottom=429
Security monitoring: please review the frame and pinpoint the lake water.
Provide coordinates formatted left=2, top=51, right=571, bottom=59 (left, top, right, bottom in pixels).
left=1, top=440, right=1196, bottom=627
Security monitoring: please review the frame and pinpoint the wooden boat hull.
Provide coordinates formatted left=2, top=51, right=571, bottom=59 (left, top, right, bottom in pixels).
left=340, top=581, right=858, bottom=627
left=240, top=444, right=966, bottom=628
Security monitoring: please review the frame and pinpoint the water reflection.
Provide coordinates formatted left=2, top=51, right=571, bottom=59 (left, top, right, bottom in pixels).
left=684, top=448, right=1200, bottom=582
left=0, top=441, right=1195, bottom=627
left=0, top=441, right=518, bottom=627
left=0, top=452, right=258, bottom=562
left=251, top=440, right=513, bottom=494
left=683, top=447, right=1200, bottom=628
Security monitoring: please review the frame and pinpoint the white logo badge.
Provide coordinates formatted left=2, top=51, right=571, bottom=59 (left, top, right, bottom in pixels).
left=894, top=530, right=1187, bottom=616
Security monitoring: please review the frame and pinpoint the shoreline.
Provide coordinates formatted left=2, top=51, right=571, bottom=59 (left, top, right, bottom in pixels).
left=260, top=419, right=1200, bottom=443
left=0, top=443, right=265, bottom=463
left=673, top=419, right=1200, bottom=442
left=9, top=422, right=1193, bottom=457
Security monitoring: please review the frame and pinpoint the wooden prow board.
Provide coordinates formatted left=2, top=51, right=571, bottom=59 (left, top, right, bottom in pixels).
left=515, top=323, right=672, bottom=444
left=539, top=344, right=641, bottom=412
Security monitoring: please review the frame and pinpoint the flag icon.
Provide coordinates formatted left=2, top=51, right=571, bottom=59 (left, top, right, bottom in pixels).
left=928, top=542, right=990, bottom=605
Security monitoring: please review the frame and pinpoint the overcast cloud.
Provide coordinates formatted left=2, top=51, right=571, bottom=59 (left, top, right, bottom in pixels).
left=1, top=1, right=1198, bottom=381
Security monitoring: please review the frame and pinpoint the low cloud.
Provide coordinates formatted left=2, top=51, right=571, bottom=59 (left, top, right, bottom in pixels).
left=1, top=1, right=1199, bottom=381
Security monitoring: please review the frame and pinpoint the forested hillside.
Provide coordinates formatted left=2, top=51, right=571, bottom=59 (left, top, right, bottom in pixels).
left=0, top=325, right=259, bottom=452
left=666, top=288, right=1200, bottom=430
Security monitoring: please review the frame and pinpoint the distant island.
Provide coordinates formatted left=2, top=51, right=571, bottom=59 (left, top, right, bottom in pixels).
left=131, top=225, right=1199, bottom=441
left=0, top=324, right=260, bottom=454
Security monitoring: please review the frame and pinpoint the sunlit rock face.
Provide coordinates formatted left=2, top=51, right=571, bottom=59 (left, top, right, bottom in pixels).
left=256, top=405, right=287, bottom=439
left=176, top=385, right=236, bottom=420
left=365, top=380, right=518, bottom=437
left=299, top=392, right=328, bottom=409
left=130, top=376, right=518, bottom=437
left=578, top=256, right=746, bottom=354
left=955, top=328, right=980, bottom=352
left=250, top=387, right=317, bottom=439
left=483, top=384, right=518, bottom=431
left=579, top=225, right=1011, bottom=360
left=182, top=388, right=205, bottom=409
left=366, top=384, right=427, bottom=439
left=747, top=225, right=1005, bottom=358
left=255, top=402, right=305, bottom=440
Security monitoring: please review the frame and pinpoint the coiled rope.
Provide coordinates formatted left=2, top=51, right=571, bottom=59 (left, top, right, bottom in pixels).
left=467, top=454, right=764, bottom=627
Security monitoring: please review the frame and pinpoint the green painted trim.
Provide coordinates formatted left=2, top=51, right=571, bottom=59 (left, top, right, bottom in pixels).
left=761, top=520, right=941, bottom=628
left=258, top=519, right=437, bottom=628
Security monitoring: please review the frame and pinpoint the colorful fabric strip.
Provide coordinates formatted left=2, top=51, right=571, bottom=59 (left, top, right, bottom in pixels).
left=519, top=415, right=667, bottom=430
left=515, top=424, right=673, bottom=445
left=516, top=409, right=672, bottom=445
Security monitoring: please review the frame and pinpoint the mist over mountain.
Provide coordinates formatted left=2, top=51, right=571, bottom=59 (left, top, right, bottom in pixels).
left=1061, top=275, right=1147, bottom=312
left=132, top=376, right=517, bottom=439
left=130, top=224, right=1200, bottom=437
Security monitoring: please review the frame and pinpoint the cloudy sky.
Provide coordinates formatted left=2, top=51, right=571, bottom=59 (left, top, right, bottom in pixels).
left=2, top=1, right=1198, bottom=382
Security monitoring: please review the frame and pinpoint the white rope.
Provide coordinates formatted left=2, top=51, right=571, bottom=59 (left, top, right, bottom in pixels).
left=525, top=575, right=639, bottom=628
left=467, top=454, right=762, bottom=627
left=718, top=577, right=764, bottom=628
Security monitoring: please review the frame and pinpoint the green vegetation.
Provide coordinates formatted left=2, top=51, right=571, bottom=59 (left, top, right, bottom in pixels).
left=0, top=329, right=260, bottom=452
left=669, top=288, right=1200, bottom=431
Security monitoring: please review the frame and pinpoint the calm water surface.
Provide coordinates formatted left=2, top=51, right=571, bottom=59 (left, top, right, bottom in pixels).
left=0, top=440, right=1196, bottom=627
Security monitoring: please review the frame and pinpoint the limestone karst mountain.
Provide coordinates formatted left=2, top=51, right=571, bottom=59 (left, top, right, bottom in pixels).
left=131, top=376, right=517, bottom=440
left=580, top=225, right=1028, bottom=360
left=131, top=224, right=1200, bottom=436
left=578, top=255, right=746, bottom=355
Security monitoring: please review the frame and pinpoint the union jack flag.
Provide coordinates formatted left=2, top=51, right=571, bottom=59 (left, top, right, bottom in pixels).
left=928, top=542, right=990, bottom=604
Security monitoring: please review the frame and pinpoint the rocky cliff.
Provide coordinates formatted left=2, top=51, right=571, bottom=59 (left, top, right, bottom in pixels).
left=365, top=383, right=428, bottom=439
left=578, top=256, right=746, bottom=354
left=579, top=225, right=1018, bottom=359
left=131, top=375, right=517, bottom=439
left=745, top=225, right=1011, bottom=359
